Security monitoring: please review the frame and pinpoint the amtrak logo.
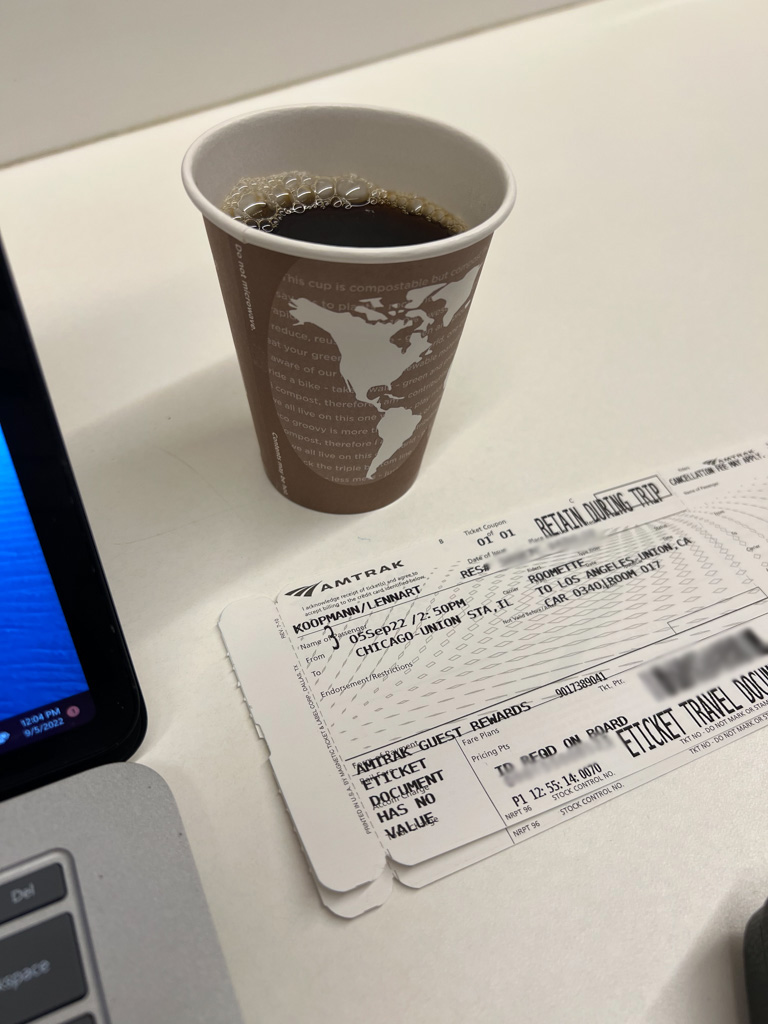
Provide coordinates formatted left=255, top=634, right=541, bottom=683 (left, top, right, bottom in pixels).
left=284, top=561, right=404, bottom=597
left=285, top=583, right=322, bottom=598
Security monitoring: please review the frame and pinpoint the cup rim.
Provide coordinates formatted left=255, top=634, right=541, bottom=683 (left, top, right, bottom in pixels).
left=181, top=103, right=516, bottom=265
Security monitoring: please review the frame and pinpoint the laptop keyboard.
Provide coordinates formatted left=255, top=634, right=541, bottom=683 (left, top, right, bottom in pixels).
left=0, top=852, right=105, bottom=1024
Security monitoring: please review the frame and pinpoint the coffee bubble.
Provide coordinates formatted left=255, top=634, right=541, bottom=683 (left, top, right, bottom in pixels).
left=222, top=170, right=466, bottom=235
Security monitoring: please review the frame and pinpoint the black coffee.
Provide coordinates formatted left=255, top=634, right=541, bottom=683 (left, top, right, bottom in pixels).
left=270, top=202, right=455, bottom=246
left=222, top=171, right=465, bottom=247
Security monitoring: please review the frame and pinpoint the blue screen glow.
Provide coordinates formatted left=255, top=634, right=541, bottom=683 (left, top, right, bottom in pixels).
left=0, top=424, right=88, bottom=719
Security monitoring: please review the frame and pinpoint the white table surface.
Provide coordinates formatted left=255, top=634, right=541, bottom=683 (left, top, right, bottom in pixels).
left=1, top=0, right=767, bottom=1020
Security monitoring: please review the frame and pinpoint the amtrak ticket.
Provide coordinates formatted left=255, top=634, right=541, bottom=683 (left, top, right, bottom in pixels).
left=222, top=440, right=768, bottom=890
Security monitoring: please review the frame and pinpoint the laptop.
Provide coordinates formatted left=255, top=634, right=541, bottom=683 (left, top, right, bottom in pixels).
left=0, top=237, right=245, bottom=1024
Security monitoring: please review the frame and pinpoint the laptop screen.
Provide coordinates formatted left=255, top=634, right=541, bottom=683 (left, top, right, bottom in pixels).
left=0, top=422, right=94, bottom=753
left=0, top=236, right=144, bottom=796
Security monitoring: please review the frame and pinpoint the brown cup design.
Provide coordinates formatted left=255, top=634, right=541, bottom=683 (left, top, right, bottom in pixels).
left=206, top=221, right=491, bottom=513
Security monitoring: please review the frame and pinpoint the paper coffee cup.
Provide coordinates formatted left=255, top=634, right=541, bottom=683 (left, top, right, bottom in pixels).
left=182, top=105, right=515, bottom=514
